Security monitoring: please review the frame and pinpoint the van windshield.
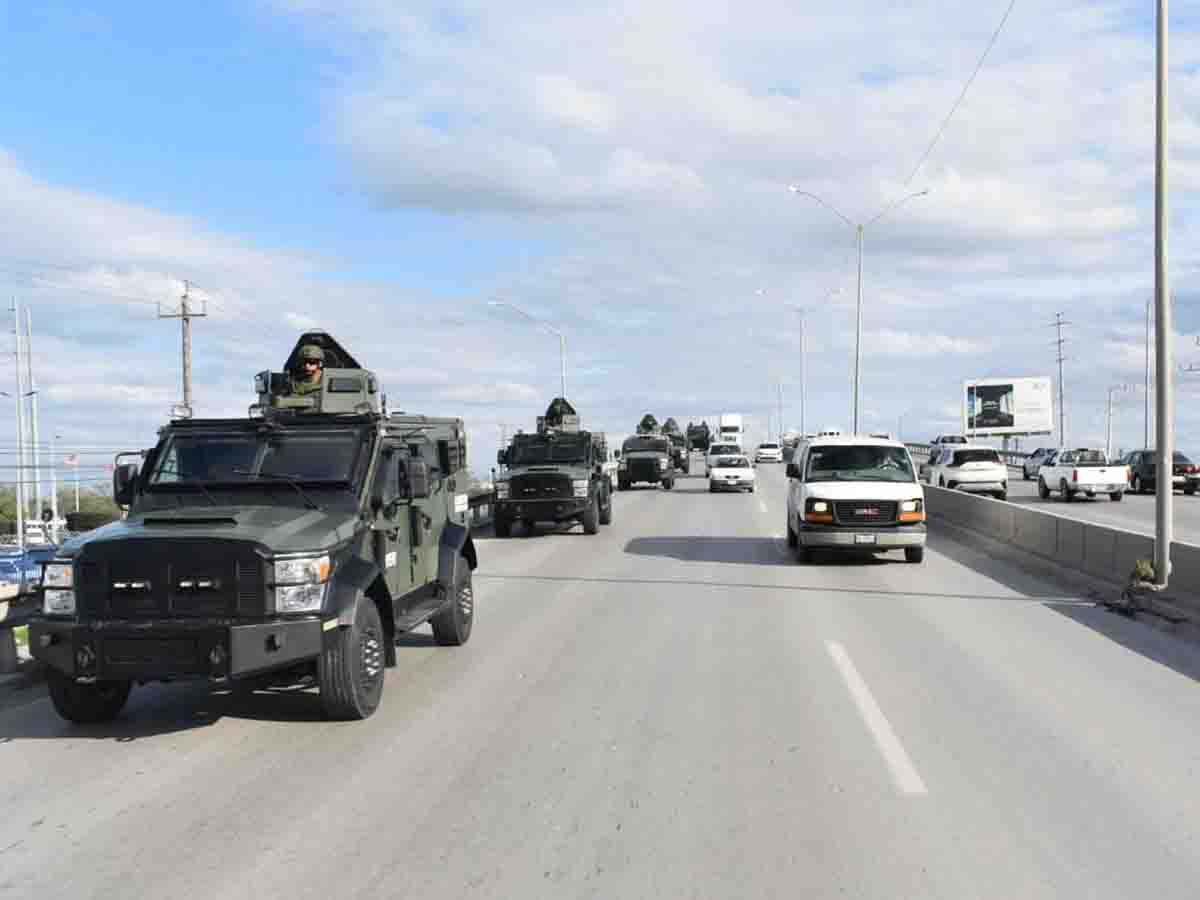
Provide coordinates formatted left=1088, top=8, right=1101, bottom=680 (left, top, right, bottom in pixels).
left=806, top=445, right=915, bottom=483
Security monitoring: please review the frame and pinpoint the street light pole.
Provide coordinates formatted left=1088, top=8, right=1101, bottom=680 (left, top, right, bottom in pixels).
left=788, top=187, right=928, bottom=434
left=1154, top=0, right=1172, bottom=587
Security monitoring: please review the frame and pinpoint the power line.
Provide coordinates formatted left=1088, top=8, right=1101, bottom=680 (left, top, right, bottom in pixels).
left=903, top=0, right=1019, bottom=186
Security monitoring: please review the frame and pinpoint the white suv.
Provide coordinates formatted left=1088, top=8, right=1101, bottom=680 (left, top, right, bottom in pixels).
left=786, top=436, right=926, bottom=564
left=755, top=442, right=783, bottom=463
left=923, top=444, right=1008, bottom=500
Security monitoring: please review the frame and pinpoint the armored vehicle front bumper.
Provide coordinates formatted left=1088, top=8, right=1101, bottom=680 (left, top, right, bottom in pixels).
left=496, top=497, right=589, bottom=522
left=622, top=458, right=668, bottom=483
left=30, top=617, right=327, bottom=682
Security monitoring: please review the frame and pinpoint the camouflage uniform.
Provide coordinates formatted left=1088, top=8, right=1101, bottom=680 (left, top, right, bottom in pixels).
left=292, top=344, right=325, bottom=396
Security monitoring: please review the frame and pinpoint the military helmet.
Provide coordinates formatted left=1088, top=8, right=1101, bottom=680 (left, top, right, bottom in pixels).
left=299, top=344, right=325, bottom=362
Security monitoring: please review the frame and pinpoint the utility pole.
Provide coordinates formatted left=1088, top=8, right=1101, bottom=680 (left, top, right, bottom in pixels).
left=1145, top=295, right=1152, bottom=447
left=1051, top=313, right=1070, bottom=446
left=1154, top=0, right=1172, bottom=587
left=777, top=381, right=784, bottom=443
left=11, top=300, right=26, bottom=553
left=25, top=307, right=42, bottom=522
left=158, top=280, right=206, bottom=418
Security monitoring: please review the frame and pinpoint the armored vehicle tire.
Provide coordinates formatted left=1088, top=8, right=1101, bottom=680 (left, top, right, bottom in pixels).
left=662, top=478, right=674, bottom=490
left=319, top=594, right=385, bottom=720
left=796, top=545, right=813, bottom=563
left=599, top=495, right=613, bottom=525
left=494, top=513, right=512, bottom=538
left=46, top=670, right=132, bottom=723
left=431, top=555, right=474, bottom=646
left=582, top=495, right=600, bottom=534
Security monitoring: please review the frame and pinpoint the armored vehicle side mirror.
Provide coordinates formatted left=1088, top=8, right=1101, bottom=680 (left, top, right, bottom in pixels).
left=406, top=459, right=433, bottom=500
left=785, top=462, right=801, bottom=480
left=113, top=463, right=139, bottom=507
left=497, top=449, right=508, bottom=465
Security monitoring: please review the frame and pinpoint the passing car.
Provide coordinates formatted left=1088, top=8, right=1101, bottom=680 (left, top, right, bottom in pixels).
left=1120, top=449, right=1197, bottom=494
left=755, top=442, right=783, bottom=463
left=704, top=442, right=742, bottom=476
left=924, top=444, right=1008, bottom=500
left=785, top=436, right=925, bottom=563
left=1022, top=447, right=1057, bottom=481
left=708, top=454, right=757, bottom=492
left=1036, top=448, right=1126, bottom=502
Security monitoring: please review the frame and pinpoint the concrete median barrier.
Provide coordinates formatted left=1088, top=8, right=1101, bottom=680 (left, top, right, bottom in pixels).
left=924, top=486, right=1199, bottom=611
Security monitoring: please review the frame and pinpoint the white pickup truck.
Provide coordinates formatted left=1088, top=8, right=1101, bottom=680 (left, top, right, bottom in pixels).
left=1037, top=448, right=1128, bottom=502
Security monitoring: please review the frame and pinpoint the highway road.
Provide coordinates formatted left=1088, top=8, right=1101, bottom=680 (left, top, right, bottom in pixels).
left=3, top=464, right=1200, bottom=898
left=1004, top=473, right=1200, bottom=545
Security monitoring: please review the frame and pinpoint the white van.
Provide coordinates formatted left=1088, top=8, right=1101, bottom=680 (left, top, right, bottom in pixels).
left=785, top=435, right=926, bottom=564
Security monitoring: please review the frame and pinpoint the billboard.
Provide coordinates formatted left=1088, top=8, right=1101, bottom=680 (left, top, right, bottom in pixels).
left=963, top=377, right=1053, bottom=436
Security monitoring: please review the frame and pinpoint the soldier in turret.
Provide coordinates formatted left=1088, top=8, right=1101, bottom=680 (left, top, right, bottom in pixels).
left=291, top=344, right=325, bottom=395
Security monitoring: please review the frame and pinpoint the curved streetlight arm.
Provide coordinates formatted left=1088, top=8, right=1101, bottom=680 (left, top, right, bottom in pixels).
left=488, top=299, right=568, bottom=398
left=866, top=189, right=930, bottom=227
left=787, top=187, right=856, bottom=230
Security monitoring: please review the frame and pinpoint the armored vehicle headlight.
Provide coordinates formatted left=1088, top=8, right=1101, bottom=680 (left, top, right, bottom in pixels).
left=572, top=479, right=589, bottom=498
left=44, top=589, right=76, bottom=615
left=496, top=482, right=510, bottom=499
left=273, top=555, right=331, bottom=614
left=42, top=562, right=74, bottom=589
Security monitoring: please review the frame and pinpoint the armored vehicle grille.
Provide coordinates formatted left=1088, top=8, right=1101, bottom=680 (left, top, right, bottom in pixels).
left=833, top=501, right=898, bottom=526
left=626, top=459, right=661, bottom=481
left=510, top=472, right=574, bottom=499
left=76, top=540, right=268, bottom=619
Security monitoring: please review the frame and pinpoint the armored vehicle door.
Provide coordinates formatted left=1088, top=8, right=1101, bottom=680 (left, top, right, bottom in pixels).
left=372, top=445, right=416, bottom=604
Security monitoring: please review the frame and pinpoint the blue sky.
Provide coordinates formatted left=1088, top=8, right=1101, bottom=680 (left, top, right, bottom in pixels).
left=2, top=0, right=1200, bottom=486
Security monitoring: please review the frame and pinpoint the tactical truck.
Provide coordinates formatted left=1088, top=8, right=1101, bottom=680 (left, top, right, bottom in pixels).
left=493, top=398, right=614, bottom=537
left=618, top=432, right=675, bottom=490
left=31, top=332, right=478, bottom=723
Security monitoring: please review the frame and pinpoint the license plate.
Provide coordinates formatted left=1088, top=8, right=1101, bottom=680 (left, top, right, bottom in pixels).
left=854, top=534, right=876, bottom=545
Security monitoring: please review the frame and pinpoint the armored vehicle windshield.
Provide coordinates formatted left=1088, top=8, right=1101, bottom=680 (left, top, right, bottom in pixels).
left=509, top=432, right=591, bottom=466
left=623, top=436, right=670, bottom=453
left=147, top=424, right=373, bottom=488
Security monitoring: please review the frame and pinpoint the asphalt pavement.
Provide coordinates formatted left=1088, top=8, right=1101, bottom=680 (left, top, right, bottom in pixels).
left=1005, top=472, right=1200, bottom=544
left=3, top=463, right=1200, bottom=898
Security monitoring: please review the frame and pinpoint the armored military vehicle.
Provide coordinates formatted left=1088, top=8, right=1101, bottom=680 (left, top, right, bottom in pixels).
left=31, top=332, right=477, bottom=723
left=618, top=431, right=674, bottom=490
left=687, top=421, right=712, bottom=453
left=661, top=418, right=691, bottom=473
left=494, top=398, right=613, bottom=537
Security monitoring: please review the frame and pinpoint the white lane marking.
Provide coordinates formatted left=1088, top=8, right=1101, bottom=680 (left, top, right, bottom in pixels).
left=758, top=500, right=769, bottom=514
left=826, top=640, right=928, bottom=796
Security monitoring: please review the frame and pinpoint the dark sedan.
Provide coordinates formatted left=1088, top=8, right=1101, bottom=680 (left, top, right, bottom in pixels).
left=1119, top=449, right=1197, bottom=494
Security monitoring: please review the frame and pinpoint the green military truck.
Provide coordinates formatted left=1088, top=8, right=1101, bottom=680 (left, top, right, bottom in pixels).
left=661, top=417, right=691, bottom=474
left=30, top=332, right=477, bottom=723
left=686, top=421, right=711, bottom=453
left=494, top=398, right=614, bottom=537
left=618, top=432, right=675, bottom=490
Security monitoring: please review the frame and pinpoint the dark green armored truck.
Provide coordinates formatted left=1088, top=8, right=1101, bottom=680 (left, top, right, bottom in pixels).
left=618, top=433, right=674, bottom=490
left=31, top=332, right=477, bottom=723
left=493, top=398, right=613, bottom=537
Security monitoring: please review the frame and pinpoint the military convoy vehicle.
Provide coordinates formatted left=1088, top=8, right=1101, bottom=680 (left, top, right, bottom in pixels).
left=31, top=332, right=477, bottom=723
left=687, top=421, right=712, bottom=453
left=494, top=398, right=614, bottom=537
left=661, top=418, right=691, bottom=474
left=618, top=432, right=675, bottom=490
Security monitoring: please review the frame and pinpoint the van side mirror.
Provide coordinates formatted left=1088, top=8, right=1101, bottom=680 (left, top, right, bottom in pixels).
left=407, top=459, right=432, bottom=500
left=786, top=462, right=801, bottom=480
left=113, top=463, right=139, bottom=507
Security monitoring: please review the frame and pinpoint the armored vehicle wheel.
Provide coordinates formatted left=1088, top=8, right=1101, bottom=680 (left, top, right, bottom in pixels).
left=795, top=544, right=813, bottom=563
left=599, top=494, right=613, bottom=525
left=1037, top=478, right=1050, bottom=500
left=905, top=547, right=925, bottom=563
left=319, top=594, right=385, bottom=720
left=582, top=495, right=600, bottom=534
left=617, top=477, right=629, bottom=491
left=46, top=670, right=132, bottom=723
left=431, top=555, right=474, bottom=646
left=494, top=512, right=512, bottom=538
